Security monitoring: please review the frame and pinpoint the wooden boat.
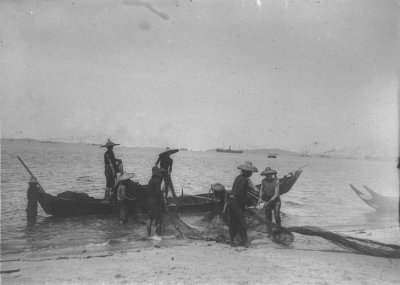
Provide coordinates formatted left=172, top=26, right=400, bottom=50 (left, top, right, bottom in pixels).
left=36, top=182, right=218, bottom=217
left=349, top=184, right=398, bottom=212
left=35, top=170, right=302, bottom=217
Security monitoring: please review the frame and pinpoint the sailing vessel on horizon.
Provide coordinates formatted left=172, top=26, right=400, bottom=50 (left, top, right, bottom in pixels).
left=300, top=147, right=311, bottom=157
left=216, top=145, right=243, bottom=154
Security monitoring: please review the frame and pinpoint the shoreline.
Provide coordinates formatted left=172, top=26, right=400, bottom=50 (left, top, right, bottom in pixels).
left=2, top=228, right=400, bottom=284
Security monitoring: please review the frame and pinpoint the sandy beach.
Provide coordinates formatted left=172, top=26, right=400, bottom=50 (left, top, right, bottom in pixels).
left=2, top=227, right=400, bottom=285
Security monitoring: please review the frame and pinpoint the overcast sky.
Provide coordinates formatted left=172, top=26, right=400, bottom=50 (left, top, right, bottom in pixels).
left=1, top=0, right=399, bottom=153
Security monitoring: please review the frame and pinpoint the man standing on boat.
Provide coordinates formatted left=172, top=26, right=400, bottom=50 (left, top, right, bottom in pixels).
left=227, top=161, right=258, bottom=248
left=100, top=139, right=122, bottom=201
left=259, top=167, right=281, bottom=234
left=154, top=147, right=178, bottom=199
left=147, top=167, right=166, bottom=239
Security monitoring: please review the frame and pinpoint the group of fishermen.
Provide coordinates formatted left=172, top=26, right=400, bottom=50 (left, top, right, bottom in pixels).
left=26, top=138, right=283, bottom=245
left=101, top=139, right=177, bottom=238
left=101, top=139, right=282, bottom=246
left=227, top=161, right=282, bottom=247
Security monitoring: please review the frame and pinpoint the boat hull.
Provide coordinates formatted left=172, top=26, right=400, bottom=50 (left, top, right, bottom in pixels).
left=37, top=189, right=218, bottom=217
left=35, top=170, right=302, bottom=217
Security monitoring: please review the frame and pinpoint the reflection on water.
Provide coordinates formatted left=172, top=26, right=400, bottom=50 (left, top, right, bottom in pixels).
left=1, top=139, right=398, bottom=256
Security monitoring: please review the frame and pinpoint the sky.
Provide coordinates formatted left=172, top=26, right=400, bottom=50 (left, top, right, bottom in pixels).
left=1, top=0, right=399, bottom=154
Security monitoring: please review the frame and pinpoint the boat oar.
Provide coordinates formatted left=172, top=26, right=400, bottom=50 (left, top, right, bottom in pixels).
left=17, top=155, right=46, bottom=193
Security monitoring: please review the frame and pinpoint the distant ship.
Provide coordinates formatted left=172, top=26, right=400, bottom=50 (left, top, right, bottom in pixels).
left=40, top=140, right=57, bottom=144
left=300, top=147, right=311, bottom=157
left=180, top=147, right=188, bottom=151
left=267, top=154, right=277, bottom=158
left=216, top=146, right=243, bottom=154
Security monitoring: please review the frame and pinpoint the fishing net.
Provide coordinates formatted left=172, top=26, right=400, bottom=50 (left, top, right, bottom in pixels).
left=286, top=226, right=400, bottom=258
left=162, top=206, right=400, bottom=259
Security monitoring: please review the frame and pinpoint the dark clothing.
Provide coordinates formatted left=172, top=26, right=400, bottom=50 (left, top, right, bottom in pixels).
left=105, top=166, right=115, bottom=188
left=162, top=173, right=176, bottom=199
left=104, top=149, right=120, bottom=172
left=228, top=174, right=252, bottom=244
left=148, top=175, right=164, bottom=204
left=227, top=199, right=248, bottom=243
left=231, top=175, right=251, bottom=210
left=26, top=184, right=39, bottom=218
left=156, top=155, right=173, bottom=173
left=148, top=175, right=165, bottom=218
left=147, top=175, right=165, bottom=236
left=155, top=155, right=175, bottom=198
left=104, top=149, right=120, bottom=186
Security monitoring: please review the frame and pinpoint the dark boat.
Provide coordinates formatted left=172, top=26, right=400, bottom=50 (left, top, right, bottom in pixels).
left=34, top=170, right=302, bottom=217
left=349, top=184, right=398, bottom=212
left=35, top=182, right=218, bottom=217
left=267, top=154, right=277, bottom=158
left=216, top=146, right=243, bottom=154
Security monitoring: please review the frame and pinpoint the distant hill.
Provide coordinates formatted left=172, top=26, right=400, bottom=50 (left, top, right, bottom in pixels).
left=315, top=146, right=395, bottom=160
left=244, top=148, right=299, bottom=156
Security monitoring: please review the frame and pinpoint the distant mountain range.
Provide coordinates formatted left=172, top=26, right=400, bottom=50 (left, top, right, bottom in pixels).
left=2, top=138, right=396, bottom=160
left=242, top=148, right=299, bottom=156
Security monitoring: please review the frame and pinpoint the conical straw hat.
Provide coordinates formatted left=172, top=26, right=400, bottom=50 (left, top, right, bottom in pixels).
left=100, top=138, right=120, bottom=148
left=237, top=161, right=258, bottom=172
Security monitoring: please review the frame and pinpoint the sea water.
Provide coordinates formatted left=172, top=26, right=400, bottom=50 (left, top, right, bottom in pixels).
left=1, top=139, right=399, bottom=257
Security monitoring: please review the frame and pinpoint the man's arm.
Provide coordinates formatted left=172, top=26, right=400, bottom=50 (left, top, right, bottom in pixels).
left=169, top=159, right=173, bottom=174
left=272, top=179, right=280, bottom=200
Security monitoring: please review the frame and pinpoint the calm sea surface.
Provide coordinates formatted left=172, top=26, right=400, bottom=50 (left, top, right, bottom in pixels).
left=1, top=139, right=399, bottom=257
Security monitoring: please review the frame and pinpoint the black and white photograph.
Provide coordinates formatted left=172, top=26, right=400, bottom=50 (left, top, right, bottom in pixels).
left=1, top=0, right=399, bottom=284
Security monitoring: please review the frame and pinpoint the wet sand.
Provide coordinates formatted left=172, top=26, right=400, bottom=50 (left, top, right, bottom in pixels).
left=2, top=228, right=400, bottom=284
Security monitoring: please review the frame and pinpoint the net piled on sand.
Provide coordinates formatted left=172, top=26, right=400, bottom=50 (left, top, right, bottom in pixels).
left=286, top=226, right=400, bottom=258
left=162, top=207, right=400, bottom=259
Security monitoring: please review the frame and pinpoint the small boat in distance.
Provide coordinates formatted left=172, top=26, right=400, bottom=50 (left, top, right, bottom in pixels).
left=216, top=146, right=243, bottom=154
left=180, top=147, right=188, bottom=151
left=267, top=154, right=277, bottom=158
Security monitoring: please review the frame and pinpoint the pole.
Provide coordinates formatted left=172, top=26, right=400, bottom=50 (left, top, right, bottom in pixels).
left=17, top=156, right=45, bottom=193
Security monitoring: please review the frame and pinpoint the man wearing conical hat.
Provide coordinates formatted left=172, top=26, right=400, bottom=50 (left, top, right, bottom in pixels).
left=259, top=167, right=281, bottom=234
left=227, top=161, right=258, bottom=248
left=154, top=147, right=179, bottom=199
left=100, top=139, right=122, bottom=201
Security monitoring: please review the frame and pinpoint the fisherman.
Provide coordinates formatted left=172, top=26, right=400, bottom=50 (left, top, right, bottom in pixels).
left=154, top=147, right=178, bottom=199
left=147, top=167, right=166, bottom=239
left=100, top=138, right=122, bottom=201
left=26, top=176, right=40, bottom=220
left=116, top=172, right=135, bottom=224
left=227, top=161, right=258, bottom=248
left=259, top=167, right=281, bottom=234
